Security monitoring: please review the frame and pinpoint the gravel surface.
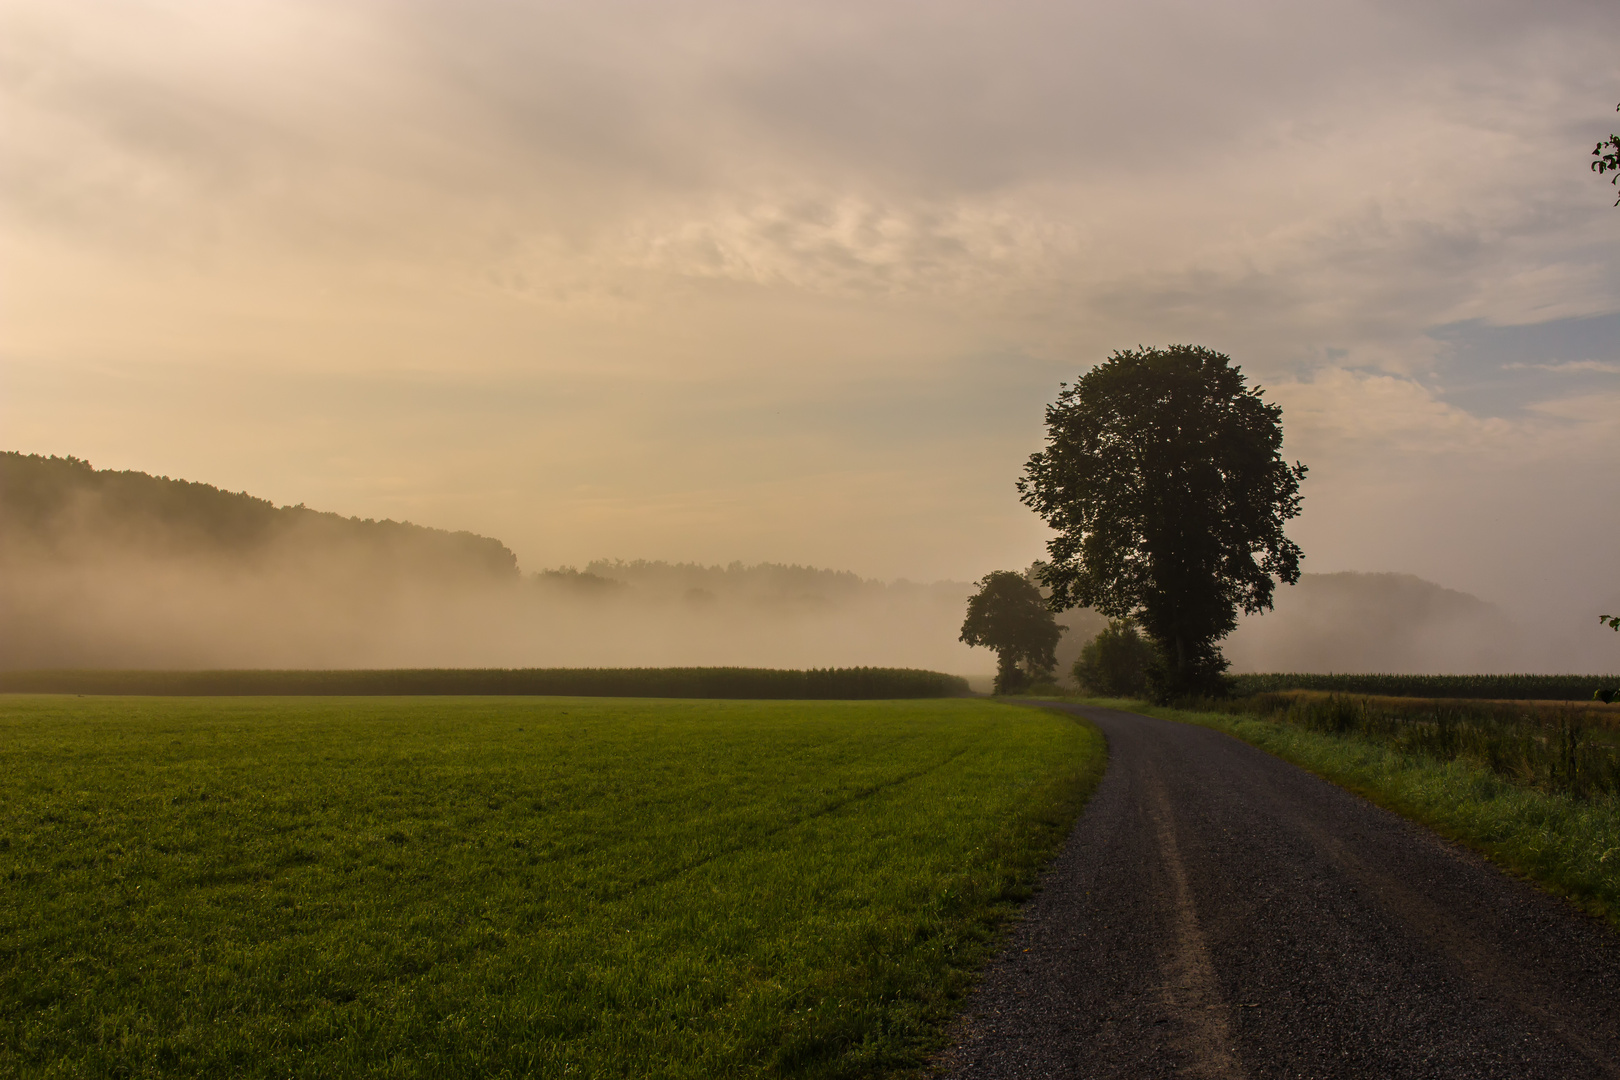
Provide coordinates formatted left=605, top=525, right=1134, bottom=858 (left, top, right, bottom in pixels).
left=934, top=704, right=1620, bottom=1079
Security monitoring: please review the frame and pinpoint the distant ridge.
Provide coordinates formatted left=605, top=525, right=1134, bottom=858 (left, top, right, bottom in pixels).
left=0, top=452, right=517, bottom=581
left=1225, top=570, right=1518, bottom=675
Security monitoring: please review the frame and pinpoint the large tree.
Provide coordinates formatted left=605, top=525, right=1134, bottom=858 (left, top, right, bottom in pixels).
left=959, top=570, right=1063, bottom=695
left=1018, top=345, right=1306, bottom=698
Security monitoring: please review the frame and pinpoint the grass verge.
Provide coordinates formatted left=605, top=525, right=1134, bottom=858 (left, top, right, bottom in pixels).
left=1098, top=697, right=1620, bottom=927
left=1, top=695, right=1103, bottom=1079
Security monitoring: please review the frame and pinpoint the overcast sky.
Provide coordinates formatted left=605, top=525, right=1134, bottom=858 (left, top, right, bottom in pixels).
left=4, top=0, right=1619, bottom=626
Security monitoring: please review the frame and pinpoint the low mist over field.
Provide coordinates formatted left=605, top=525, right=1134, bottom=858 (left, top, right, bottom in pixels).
left=5, top=453, right=1610, bottom=676
left=3, top=555, right=982, bottom=673
left=1225, top=573, right=1560, bottom=676
left=0, top=454, right=982, bottom=671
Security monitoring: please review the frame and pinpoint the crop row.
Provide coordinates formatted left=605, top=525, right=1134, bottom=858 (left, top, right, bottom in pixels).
left=0, top=666, right=971, bottom=699
left=1229, top=673, right=1620, bottom=701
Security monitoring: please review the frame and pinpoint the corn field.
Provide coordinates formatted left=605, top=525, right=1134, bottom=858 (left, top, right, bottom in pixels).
left=1229, top=673, right=1620, bottom=701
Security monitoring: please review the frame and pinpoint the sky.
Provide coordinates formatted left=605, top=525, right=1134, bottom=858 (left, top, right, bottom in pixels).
left=4, top=0, right=1619, bottom=631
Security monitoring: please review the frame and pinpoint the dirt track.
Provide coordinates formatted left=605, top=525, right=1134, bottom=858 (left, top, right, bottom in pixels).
left=936, top=704, right=1620, bottom=1079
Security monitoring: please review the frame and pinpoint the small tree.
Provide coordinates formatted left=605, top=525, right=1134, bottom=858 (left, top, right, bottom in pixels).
left=1072, top=620, right=1158, bottom=697
left=960, top=570, right=1063, bottom=694
left=1019, top=345, right=1305, bottom=700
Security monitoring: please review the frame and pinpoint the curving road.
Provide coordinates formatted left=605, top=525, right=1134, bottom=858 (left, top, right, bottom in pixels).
left=936, top=704, right=1620, bottom=1079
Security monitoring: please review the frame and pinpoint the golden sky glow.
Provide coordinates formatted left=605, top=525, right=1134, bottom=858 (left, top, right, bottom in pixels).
left=4, top=0, right=1619, bottom=634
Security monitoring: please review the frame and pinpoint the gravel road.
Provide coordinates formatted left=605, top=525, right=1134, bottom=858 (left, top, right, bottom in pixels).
left=935, top=703, right=1620, bottom=1079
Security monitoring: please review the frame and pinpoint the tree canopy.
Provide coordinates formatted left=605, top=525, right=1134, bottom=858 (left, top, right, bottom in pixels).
left=1018, top=345, right=1305, bottom=698
left=959, top=570, right=1063, bottom=695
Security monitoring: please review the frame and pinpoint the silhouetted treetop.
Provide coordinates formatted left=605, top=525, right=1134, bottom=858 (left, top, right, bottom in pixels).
left=1018, top=345, right=1305, bottom=698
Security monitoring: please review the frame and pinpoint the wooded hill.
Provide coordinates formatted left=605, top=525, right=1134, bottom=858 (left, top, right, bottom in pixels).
left=0, top=452, right=517, bottom=582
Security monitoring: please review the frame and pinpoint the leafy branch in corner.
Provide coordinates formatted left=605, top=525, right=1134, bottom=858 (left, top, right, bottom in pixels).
left=1602, top=615, right=1620, bottom=632
left=1596, top=104, right=1620, bottom=206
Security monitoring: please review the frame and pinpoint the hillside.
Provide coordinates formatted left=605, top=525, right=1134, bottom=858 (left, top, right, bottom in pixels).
left=0, top=453, right=518, bottom=581
left=0, top=453, right=527, bottom=669
left=1224, top=571, right=1520, bottom=674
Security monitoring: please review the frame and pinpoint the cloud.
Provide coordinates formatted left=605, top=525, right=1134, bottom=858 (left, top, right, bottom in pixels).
left=4, top=0, right=1620, bottom=643
left=9, top=0, right=1619, bottom=319
left=1503, top=360, right=1620, bottom=373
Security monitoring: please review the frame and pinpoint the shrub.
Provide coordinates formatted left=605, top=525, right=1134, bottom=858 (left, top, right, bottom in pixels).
left=1072, top=620, right=1159, bottom=697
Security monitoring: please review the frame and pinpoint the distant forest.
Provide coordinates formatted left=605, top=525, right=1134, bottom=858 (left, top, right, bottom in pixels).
left=0, top=452, right=518, bottom=582
left=540, top=557, right=965, bottom=607
left=0, top=453, right=962, bottom=602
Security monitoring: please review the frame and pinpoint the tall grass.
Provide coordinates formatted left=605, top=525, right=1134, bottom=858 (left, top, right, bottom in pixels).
left=0, top=666, right=971, bottom=699
left=1204, top=692, right=1620, bottom=800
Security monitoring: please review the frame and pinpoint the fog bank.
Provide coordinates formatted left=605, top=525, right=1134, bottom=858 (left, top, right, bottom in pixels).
left=1, top=556, right=985, bottom=673
left=6, top=453, right=1616, bottom=677
left=0, top=454, right=988, bottom=671
left=1226, top=572, right=1620, bottom=675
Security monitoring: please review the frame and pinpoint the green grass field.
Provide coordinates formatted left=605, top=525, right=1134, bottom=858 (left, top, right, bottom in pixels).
left=1, top=695, right=1102, bottom=1079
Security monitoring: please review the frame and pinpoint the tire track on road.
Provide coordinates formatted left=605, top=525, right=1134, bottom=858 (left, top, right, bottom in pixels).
left=1139, top=764, right=1246, bottom=1080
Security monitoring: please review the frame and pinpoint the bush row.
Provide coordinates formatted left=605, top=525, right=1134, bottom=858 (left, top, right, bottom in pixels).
left=0, top=666, right=972, bottom=699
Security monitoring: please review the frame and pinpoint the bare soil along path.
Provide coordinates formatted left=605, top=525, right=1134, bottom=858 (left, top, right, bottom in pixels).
left=937, top=704, right=1620, bottom=1079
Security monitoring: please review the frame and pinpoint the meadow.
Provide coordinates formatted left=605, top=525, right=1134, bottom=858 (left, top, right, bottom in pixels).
left=0, top=695, right=1102, bottom=1079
